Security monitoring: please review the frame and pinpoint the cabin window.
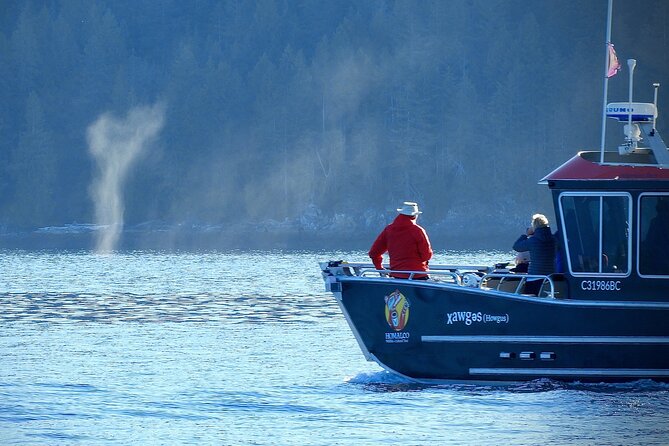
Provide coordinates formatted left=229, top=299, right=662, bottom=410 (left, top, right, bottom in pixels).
left=638, top=193, right=669, bottom=277
left=559, top=193, right=631, bottom=275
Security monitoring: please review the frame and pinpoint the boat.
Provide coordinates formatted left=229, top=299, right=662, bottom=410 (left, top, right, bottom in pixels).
left=319, top=27, right=669, bottom=384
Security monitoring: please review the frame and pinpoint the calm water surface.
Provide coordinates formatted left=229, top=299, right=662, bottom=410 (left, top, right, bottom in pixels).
left=1, top=249, right=669, bottom=445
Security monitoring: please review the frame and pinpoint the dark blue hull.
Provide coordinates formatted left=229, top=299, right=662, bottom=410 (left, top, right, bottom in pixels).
left=337, top=277, right=669, bottom=383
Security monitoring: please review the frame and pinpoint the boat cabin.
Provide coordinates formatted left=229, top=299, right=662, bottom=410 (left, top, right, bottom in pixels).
left=543, top=101, right=669, bottom=301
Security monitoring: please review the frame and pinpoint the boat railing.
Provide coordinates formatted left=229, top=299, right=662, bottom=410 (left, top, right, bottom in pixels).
left=320, top=261, right=564, bottom=298
left=359, top=268, right=463, bottom=284
left=320, top=261, right=491, bottom=286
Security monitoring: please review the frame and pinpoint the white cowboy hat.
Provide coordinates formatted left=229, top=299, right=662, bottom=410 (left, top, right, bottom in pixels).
left=397, top=202, right=422, bottom=216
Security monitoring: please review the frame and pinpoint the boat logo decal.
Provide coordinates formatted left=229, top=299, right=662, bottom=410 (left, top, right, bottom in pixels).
left=446, top=311, right=509, bottom=326
left=384, top=289, right=410, bottom=332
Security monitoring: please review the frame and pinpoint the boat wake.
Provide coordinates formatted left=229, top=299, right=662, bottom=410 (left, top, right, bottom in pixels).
left=345, top=371, right=669, bottom=394
left=344, top=371, right=426, bottom=392
left=564, top=379, right=669, bottom=393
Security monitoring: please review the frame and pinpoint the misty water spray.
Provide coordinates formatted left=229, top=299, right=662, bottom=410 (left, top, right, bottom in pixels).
left=87, top=104, right=165, bottom=253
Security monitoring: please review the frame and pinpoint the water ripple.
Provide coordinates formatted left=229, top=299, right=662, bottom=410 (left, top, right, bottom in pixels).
left=0, top=292, right=339, bottom=324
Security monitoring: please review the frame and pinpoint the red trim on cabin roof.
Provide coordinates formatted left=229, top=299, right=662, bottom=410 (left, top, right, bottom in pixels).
left=542, top=152, right=669, bottom=181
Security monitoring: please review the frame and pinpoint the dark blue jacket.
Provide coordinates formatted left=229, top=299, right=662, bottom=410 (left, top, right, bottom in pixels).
left=513, top=226, right=556, bottom=276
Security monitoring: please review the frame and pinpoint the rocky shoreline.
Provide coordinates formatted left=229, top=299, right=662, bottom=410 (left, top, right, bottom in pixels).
left=0, top=222, right=520, bottom=251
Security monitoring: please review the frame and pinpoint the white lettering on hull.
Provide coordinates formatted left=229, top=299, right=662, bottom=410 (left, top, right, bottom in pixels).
left=581, top=280, right=622, bottom=291
left=385, top=332, right=410, bottom=343
left=446, top=311, right=509, bottom=325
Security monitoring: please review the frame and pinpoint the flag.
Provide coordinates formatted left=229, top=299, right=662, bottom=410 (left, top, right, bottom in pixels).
left=607, top=43, right=621, bottom=78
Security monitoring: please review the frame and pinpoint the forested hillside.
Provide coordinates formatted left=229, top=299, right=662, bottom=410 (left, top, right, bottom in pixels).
left=1, top=0, right=668, bottom=249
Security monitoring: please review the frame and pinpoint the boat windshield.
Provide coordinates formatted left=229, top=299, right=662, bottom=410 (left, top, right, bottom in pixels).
left=559, top=192, right=631, bottom=275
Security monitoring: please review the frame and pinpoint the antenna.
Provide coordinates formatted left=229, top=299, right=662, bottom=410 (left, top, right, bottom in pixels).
left=627, top=59, right=636, bottom=130
left=653, top=82, right=660, bottom=134
left=618, top=59, right=641, bottom=154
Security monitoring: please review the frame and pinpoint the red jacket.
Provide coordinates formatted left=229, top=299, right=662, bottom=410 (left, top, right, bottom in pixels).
left=368, top=214, right=433, bottom=278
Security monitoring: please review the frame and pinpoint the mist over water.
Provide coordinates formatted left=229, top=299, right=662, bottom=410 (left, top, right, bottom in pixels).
left=87, top=104, right=165, bottom=253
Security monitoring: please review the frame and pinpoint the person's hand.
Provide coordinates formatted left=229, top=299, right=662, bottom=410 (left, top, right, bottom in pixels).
left=526, top=227, right=534, bottom=236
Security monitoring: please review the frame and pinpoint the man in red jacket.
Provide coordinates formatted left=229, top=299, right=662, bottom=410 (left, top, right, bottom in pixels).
left=368, top=201, right=433, bottom=279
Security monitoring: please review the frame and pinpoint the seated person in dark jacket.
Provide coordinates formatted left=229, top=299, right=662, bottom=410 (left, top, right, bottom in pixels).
left=513, top=213, right=556, bottom=295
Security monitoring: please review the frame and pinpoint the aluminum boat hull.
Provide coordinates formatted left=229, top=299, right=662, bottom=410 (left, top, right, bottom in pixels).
left=334, top=277, right=669, bottom=383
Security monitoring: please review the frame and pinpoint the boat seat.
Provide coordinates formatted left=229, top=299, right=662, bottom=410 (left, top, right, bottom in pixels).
left=483, top=274, right=569, bottom=297
left=481, top=277, right=501, bottom=290
left=481, top=275, right=527, bottom=293
left=497, top=276, right=525, bottom=294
